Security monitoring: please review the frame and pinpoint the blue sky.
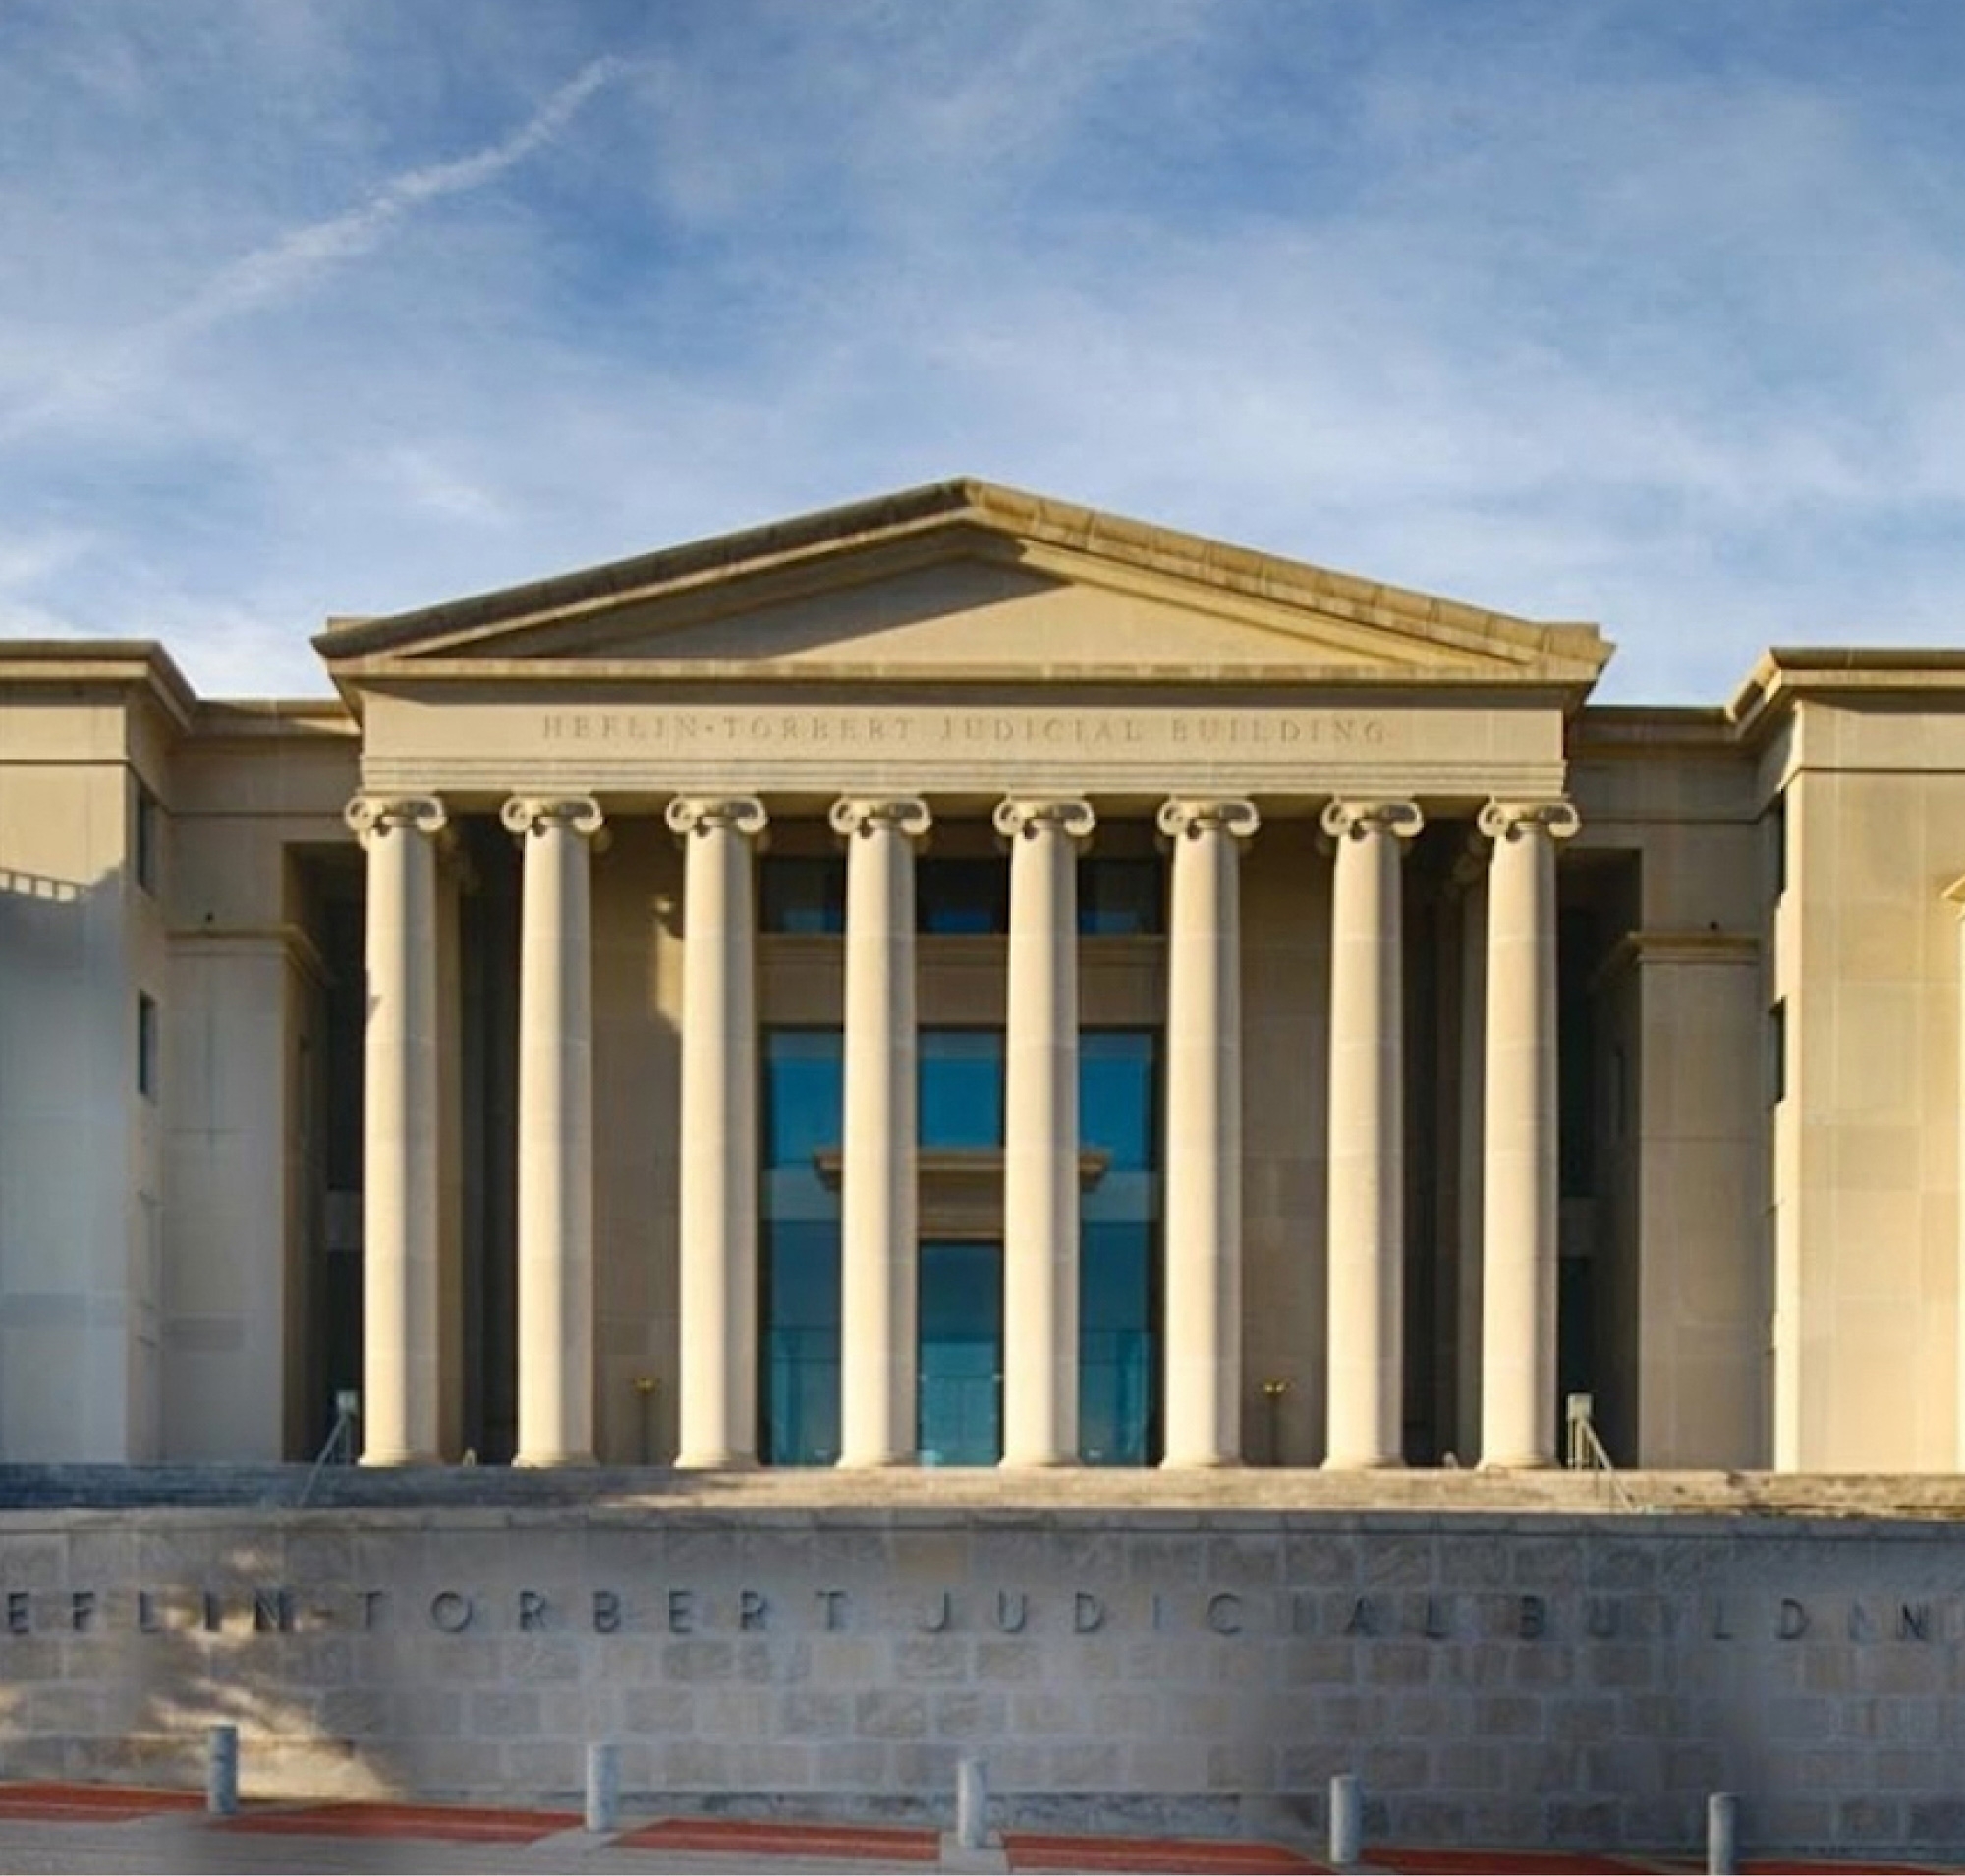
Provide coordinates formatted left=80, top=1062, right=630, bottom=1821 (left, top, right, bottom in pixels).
left=2, top=1, right=1961, bottom=701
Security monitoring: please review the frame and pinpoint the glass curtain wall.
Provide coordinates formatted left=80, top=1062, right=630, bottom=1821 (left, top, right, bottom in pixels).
left=759, top=1029, right=843, bottom=1464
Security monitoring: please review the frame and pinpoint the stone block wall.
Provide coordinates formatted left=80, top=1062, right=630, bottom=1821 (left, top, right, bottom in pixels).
left=5, top=1506, right=1965, bottom=1854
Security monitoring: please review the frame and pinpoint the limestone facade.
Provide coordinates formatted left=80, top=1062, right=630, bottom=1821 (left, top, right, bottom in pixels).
left=0, top=482, right=1961, bottom=1474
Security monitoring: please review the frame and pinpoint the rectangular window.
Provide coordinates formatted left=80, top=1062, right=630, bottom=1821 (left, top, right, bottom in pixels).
left=133, top=780, right=160, bottom=896
left=918, top=857, right=1009, bottom=935
left=759, top=1029, right=843, bottom=1465
left=1768, top=1000, right=1786, bottom=1107
left=1768, top=793, right=1788, bottom=901
left=137, top=994, right=159, bottom=1099
left=1080, top=857, right=1164, bottom=936
left=759, top=857, right=846, bottom=934
left=920, top=1029, right=1005, bottom=1148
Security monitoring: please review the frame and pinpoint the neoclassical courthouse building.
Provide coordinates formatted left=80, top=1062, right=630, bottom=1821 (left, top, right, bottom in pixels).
left=2, top=481, right=1961, bottom=1480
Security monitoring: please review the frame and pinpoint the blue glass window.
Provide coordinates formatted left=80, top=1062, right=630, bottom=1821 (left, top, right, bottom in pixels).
left=918, top=1240, right=1002, bottom=1465
left=918, top=858, right=1008, bottom=934
left=1080, top=857, right=1164, bottom=936
left=920, top=1030, right=1004, bottom=1149
left=1079, top=1030, right=1160, bottom=1465
left=760, top=1029, right=843, bottom=1464
left=760, top=858, right=846, bottom=934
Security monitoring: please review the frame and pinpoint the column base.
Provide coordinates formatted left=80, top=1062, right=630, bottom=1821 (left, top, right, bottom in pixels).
left=836, top=1453, right=918, bottom=1470
left=998, top=1454, right=1079, bottom=1470
left=1321, top=1453, right=1407, bottom=1472
left=1478, top=1454, right=1557, bottom=1471
left=1159, top=1452, right=1241, bottom=1470
left=359, top=1449, right=442, bottom=1468
left=512, top=1450, right=598, bottom=1469
left=673, top=1450, right=759, bottom=1471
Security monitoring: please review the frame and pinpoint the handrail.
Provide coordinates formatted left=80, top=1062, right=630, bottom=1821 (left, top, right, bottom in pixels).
left=296, top=1391, right=360, bottom=1507
left=1565, top=1393, right=1645, bottom=1513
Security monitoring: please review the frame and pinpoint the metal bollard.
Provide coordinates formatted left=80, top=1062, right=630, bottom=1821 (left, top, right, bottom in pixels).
left=1707, top=1791, right=1738, bottom=1875
left=586, top=1741, right=620, bottom=1834
left=956, top=1755, right=988, bottom=1850
left=1329, top=1771, right=1361, bottom=1867
left=205, top=1724, right=238, bottom=1816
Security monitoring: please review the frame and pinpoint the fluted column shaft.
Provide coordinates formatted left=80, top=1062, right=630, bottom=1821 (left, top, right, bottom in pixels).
left=834, top=797, right=932, bottom=1468
left=1947, top=878, right=1965, bottom=1465
left=1479, top=799, right=1580, bottom=1468
left=669, top=796, right=769, bottom=1468
left=1322, top=800, right=1424, bottom=1469
left=1159, top=800, right=1260, bottom=1468
left=504, top=795, right=604, bottom=1468
left=346, top=794, right=447, bottom=1466
left=996, top=797, right=1095, bottom=1467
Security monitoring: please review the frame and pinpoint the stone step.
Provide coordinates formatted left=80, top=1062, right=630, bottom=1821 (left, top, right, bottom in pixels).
left=3, top=1461, right=1965, bottom=1520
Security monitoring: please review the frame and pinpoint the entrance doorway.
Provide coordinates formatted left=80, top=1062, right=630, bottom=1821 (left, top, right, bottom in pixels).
left=918, top=1239, right=1002, bottom=1465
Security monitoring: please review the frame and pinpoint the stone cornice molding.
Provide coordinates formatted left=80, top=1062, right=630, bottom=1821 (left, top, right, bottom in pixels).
left=313, top=480, right=1608, bottom=681
left=501, top=795, right=605, bottom=840
left=665, top=796, right=769, bottom=840
left=1590, top=929, right=1760, bottom=993
left=992, top=797, right=1096, bottom=843
left=1320, top=799, right=1424, bottom=844
left=828, top=797, right=933, bottom=841
left=344, top=794, right=447, bottom=849
left=1157, top=799, right=1261, bottom=842
left=1478, top=799, right=1582, bottom=845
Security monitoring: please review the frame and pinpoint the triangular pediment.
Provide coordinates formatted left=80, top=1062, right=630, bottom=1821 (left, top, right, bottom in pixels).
left=314, top=480, right=1611, bottom=692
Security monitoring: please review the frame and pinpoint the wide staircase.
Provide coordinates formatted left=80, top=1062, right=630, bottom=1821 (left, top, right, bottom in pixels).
left=3, top=1462, right=1965, bottom=1518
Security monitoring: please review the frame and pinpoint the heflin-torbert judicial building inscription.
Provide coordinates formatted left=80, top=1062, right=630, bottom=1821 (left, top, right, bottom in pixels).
left=4, top=479, right=1965, bottom=1853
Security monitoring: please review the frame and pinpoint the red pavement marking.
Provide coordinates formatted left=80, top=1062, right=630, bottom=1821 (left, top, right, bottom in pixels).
left=1006, top=1832, right=1326, bottom=1873
left=0, top=1782, right=205, bottom=1824
left=1366, top=1852, right=1654, bottom=1875
left=225, top=1801, right=579, bottom=1844
left=1742, top=1866, right=1941, bottom=1874
left=617, top=1816, right=940, bottom=1860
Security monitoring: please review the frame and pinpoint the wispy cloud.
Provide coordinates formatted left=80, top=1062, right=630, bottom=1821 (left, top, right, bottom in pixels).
left=0, top=1, right=1960, bottom=702
left=2, top=52, right=630, bottom=441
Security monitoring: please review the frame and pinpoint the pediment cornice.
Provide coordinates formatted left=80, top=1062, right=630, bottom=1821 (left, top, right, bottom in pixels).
left=314, top=479, right=1612, bottom=698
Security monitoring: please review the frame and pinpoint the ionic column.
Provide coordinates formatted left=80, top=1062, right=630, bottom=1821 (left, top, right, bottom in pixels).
left=995, top=796, right=1096, bottom=1467
left=832, top=796, right=933, bottom=1469
left=1478, top=798, right=1580, bottom=1468
left=1159, top=799, right=1260, bottom=1468
left=502, top=794, right=605, bottom=1468
left=1947, top=876, right=1965, bottom=1466
left=667, top=796, right=769, bottom=1468
left=345, top=793, right=448, bottom=1466
left=1321, top=800, right=1424, bottom=1469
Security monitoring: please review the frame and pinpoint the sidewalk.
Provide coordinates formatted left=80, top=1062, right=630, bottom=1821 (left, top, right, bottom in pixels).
left=0, top=1784, right=1954, bottom=1875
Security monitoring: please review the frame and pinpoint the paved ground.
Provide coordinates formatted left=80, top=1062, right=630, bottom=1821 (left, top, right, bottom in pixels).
left=0, top=1785, right=1955, bottom=1875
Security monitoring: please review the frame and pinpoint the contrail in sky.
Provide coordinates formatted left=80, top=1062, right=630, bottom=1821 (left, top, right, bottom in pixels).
left=3, top=56, right=632, bottom=439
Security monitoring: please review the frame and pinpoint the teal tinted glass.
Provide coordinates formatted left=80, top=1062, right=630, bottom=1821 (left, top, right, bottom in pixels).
left=918, top=857, right=1007, bottom=934
left=760, top=857, right=846, bottom=934
left=761, top=1030, right=843, bottom=1464
left=1079, top=1029, right=1159, bottom=1464
left=1079, top=857, right=1164, bottom=935
left=920, top=1030, right=1004, bottom=1149
left=919, top=1239, right=1002, bottom=1465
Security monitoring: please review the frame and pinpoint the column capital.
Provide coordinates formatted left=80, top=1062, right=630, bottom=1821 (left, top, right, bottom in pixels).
left=1157, top=798, right=1261, bottom=842
left=345, top=794, right=446, bottom=848
left=1478, top=799, right=1581, bottom=844
left=666, top=796, right=768, bottom=839
left=1944, top=874, right=1965, bottom=915
left=501, top=795, right=604, bottom=840
left=1321, top=799, right=1424, bottom=843
left=829, top=796, right=933, bottom=841
left=993, top=797, right=1095, bottom=842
